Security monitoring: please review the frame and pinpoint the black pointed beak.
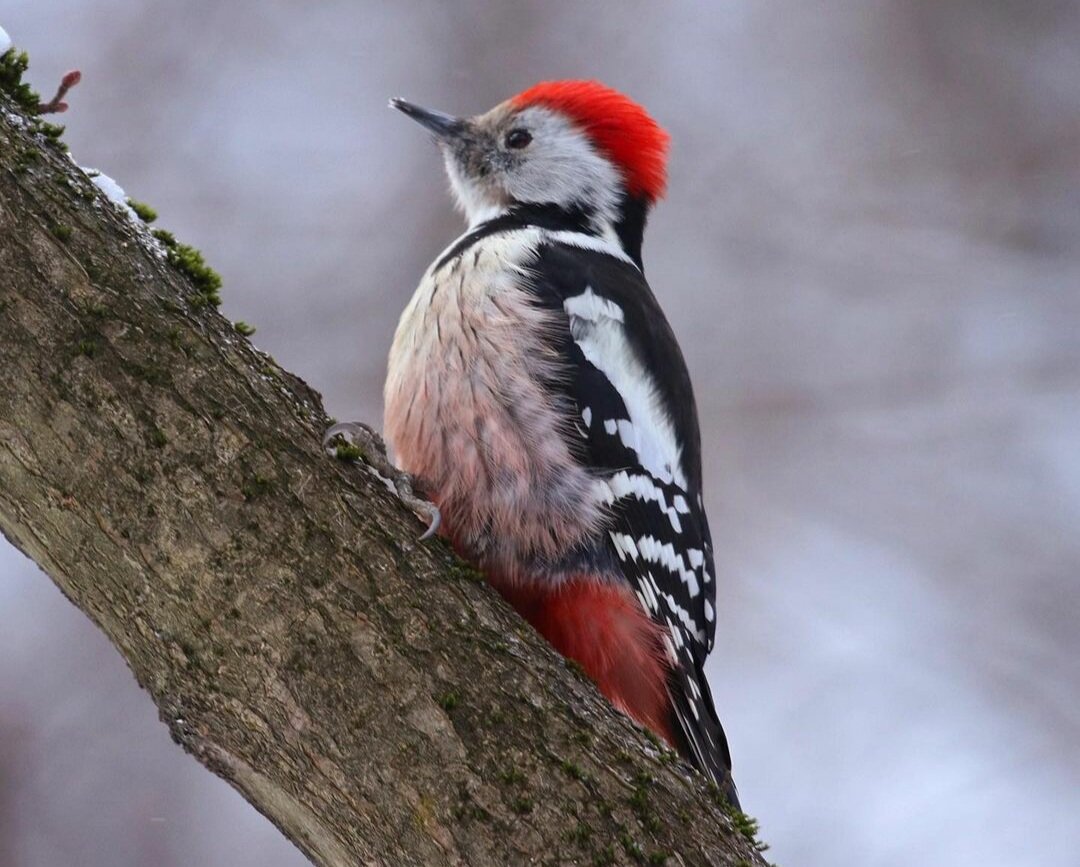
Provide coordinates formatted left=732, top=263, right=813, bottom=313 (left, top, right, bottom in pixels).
left=389, top=98, right=466, bottom=139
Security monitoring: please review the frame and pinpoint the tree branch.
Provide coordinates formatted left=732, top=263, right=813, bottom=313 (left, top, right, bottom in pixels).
left=0, top=86, right=767, bottom=866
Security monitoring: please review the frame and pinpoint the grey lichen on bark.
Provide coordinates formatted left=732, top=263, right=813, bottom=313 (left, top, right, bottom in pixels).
left=0, top=86, right=768, bottom=866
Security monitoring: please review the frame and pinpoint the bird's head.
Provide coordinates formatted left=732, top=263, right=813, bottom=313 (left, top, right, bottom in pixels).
left=391, top=80, right=669, bottom=245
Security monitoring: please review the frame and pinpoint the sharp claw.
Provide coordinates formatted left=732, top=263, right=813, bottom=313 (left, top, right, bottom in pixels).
left=324, top=420, right=440, bottom=542
left=322, top=425, right=344, bottom=450
left=417, top=505, right=441, bottom=541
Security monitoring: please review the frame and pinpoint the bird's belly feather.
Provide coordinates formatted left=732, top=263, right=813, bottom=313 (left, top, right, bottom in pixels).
left=384, top=234, right=605, bottom=582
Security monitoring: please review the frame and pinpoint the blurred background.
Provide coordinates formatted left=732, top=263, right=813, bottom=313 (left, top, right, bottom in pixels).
left=2, top=2, right=1078, bottom=865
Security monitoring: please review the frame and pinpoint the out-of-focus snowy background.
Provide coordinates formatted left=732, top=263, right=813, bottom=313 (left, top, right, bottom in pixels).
left=2, top=2, right=1078, bottom=865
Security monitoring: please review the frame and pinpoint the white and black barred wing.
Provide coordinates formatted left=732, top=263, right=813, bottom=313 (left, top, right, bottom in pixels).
left=524, top=240, right=736, bottom=800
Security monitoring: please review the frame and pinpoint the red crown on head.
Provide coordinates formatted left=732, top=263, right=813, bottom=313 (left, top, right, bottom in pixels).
left=511, top=80, right=670, bottom=203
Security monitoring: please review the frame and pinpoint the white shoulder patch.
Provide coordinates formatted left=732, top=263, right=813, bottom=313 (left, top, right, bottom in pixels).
left=563, top=286, right=625, bottom=323
left=563, top=286, right=686, bottom=488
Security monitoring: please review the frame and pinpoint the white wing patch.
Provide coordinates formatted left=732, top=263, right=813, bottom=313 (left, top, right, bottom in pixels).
left=563, top=286, right=625, bottom=323
left=563, top=287, right=686, bottom=488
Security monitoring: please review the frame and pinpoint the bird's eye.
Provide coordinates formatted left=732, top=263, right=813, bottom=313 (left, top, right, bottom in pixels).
left=505, top=129, right=532, bottom=149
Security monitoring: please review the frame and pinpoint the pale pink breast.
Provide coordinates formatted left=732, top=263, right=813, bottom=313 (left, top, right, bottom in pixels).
left=384, top=232, right=604, bottom=581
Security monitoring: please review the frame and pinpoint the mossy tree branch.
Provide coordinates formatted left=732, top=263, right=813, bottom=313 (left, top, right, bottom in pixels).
left=0, top=85, right=767, bottom=866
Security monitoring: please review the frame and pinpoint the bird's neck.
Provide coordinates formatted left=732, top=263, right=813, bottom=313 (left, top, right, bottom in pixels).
left=468, top=197, right=649, bottom=270
left=610, top=194, right=649, bottom=270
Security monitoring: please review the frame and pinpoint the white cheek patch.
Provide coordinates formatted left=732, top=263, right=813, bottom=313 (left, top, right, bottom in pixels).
left=438, top=106, right=633, bottom=245
left=502, top=107, right=625, bottom=226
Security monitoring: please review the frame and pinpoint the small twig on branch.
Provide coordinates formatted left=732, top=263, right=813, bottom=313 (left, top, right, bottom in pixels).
left=37, top=68, right=81, bottom=114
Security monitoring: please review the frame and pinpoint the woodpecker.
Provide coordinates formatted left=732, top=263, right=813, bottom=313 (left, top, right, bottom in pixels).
left=357, top=80, right=738, bottom=805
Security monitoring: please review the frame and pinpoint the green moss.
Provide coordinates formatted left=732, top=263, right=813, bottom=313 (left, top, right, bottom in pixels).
left=451, top=789, right=492, bottom=824
left=724, top=806, right=769, bottom=853
left=620, top=834, right=645, bottom=862
left=59, top=174, right=94, bottom=201
left=75, top=338, right=98, bottom=357
left=148, top=427, right=168, bottom=448
left=509, top=796, right=533, bottom=815
left=35, top=120, right=67, bottom=151
left=164, top=241, right=222, bottom=307
left=126, top=198, right=158, bottom=223
left=334, top=442, right=363, bottom=461
left=125, top=359, right=171, bottom=386
left=567, top=822, right=592, bottom=845
left=0, top=49, right=41, bottom=113
left=187, top=290, right=222, bottom=309
left=233, top=320, right=257, bottom=337
left=446, top=560, right=485, bottom=584
left=51, top=223, right=73, bottom=242
left=151, top=228, right=176, bottom=248
left=592, top=846, right=616, bottom=866
left=629, top=772, right=660, bottom=833
left=14, top=146, right=40, bottom=175
left=498, top=767, right=526, bottom=785
left=437, top=690, right=460, bottom=712
left=560, top=759, right=586, bottom=781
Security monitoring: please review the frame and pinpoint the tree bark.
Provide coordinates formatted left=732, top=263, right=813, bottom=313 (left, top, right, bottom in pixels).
left=0, top=91, right=767, bottom=867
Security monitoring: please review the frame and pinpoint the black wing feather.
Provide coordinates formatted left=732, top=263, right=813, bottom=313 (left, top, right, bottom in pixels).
left=522, top=240, right=737, bottom=804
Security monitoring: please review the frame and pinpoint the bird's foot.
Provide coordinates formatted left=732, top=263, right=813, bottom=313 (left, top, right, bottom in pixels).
left=323, top=421, right=441, bottom=541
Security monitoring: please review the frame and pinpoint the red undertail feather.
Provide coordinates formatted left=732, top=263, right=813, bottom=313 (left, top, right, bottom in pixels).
left=511, top=80, right=670, bottom=203
left=497, top=577, right=675, bottom=747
